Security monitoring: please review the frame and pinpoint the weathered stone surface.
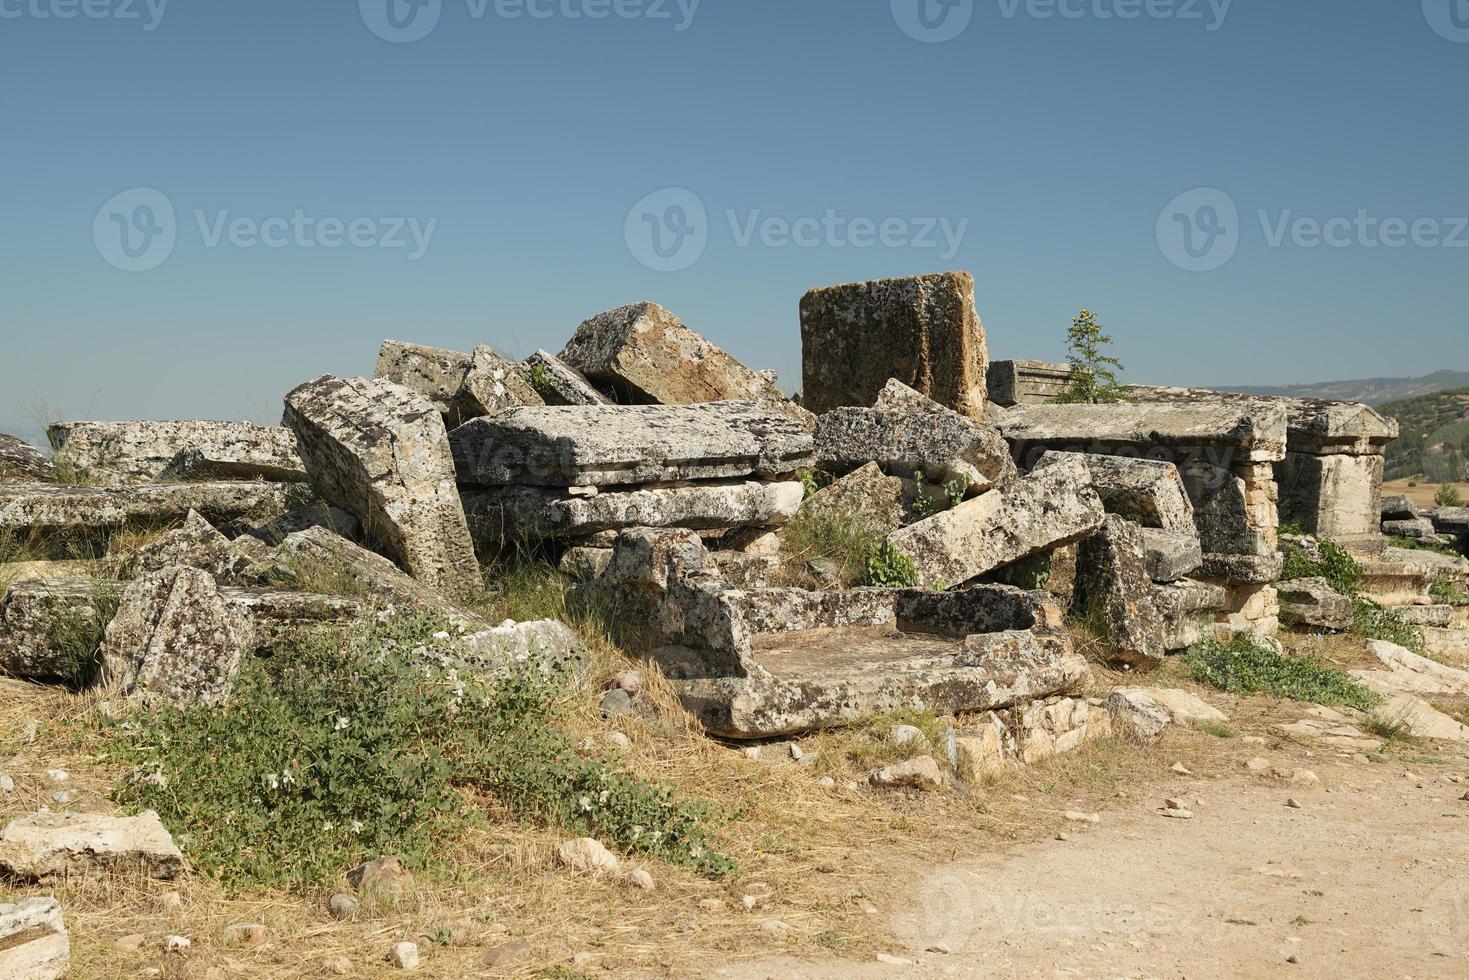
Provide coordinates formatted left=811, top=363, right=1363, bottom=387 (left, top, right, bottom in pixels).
left=1391, top=604, right=1455, bottom=627
left=1382, top=517, right=1439, bottom=540
left=1138, top=527, right=1203, bottom=583
left=0, top=482, right=293, bottom=538
left=800, top=272, right=988, bottom=418
left=885, top=457, right=1105, bottom=590
left=457, top=619, right=584, bottom=681
left=0, top=434, right=56, bottom=483
left=986, top=360, right=1073, bottom=407
left=0, top=579, right=104, bottom=680
left=0, top=810, right=183, bottom=881
left=1211, top=582, right=1281, bottom=635
left=1104, top=689, right=1172, bottom=741
left=1196, top=552, right=1285, bottom=585
left=1126, top=386, right=1397, bottom=453
left=560, top=302, right=798, bottom=416
left=1279, top=452, right=1383, bottom=539
left=1005, top=696, right=1111, bottom=764
left=522, top=350, right=611, bottom=407
left=797, top=462, right=906, bottom=535
left=1357, top=639, right=1469, bottom=696
left=464, top=480, right=803, bottom=542
left=155, top=427, right=306, bottom=483
left=373, top=339, right=473, bottom=417
left=47, top=420, right=293, bottom=485
left=1432, top=507, right=1469, bottom=539
left=814, top=380, right=1015, bottom=490
left=1380, top=495, right=1420, bottom=522
left=455, top=345, right=545, bottom=422
left=0, top=895, right=69, bottom=980
left=243, top=500, right=361, bottom=545
left=1177, top=460, right=1279, bottom=565
left=129, top=510, right=266, bottom=582
left=559, top=546, right=612, bottom=582
left=1142, top=688, right=1229, bottom=725
left=99, top=566, right=256, bottom=707
left=1151, top=579, right=1227, bottom=651
left=1423, top=626, right=1469, bottom=666
left=283, top=375, right=479, bottom=599
left=1033, top=451, right=1195, bottom=531
left=451, top=401, right=815, bottom=488
left=1277, top=577, right=1354, bottom=630
left=1076, top=516, right=1166, bottom=669
left=868, top=755, right=944, bottom=791
left=218, top=586, right=363, bottom=648
left=998, top=401, right=1290, bottom=465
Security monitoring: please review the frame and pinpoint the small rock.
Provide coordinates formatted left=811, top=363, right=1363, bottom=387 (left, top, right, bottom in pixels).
left=606, top=732, right=631, bottom=750
left=323, top=956, right=354, bottom=975
left=1461, top=791, right=1469, bottom=802
left=1245, top=757, right=1270, bottom=773
left=163, top=935, right=191, bottom=953
left=1156, top=807, right=1195, bottom=819
left=1241, top=735, right=1266, bottom=745
left=1063, top=811, right=1101, bottom=824
left=50, top=790, right=71, bottom=805
left=741, top=895, right=758, bottom=910
left=1164, top=797, right=1187, bottom=810
left=223, top=922, right=268, bottom=946
left=699, top=898, right=727, bottom=913
left=113, top=934, right=147, bottom=952
left=1287, top=954, right=1301, bottom=964
left=558, top=837, right=620, bottom=875
left=43, top=769, right=69, bottom=785
left=818, top=776, right=837, bottom=789
left=478, top=941, right=530, bottom=969
left=1170, top=763, right=1193, bottom=776
left=627, top=868, right=655, bottom=892
left=388, top=941, right=419, bottom=970
left=927, top=942, right=952, bottom=954
left=613, top=670, right=642, bottom=695
left=1272, top=767, right=1320, bottom=786
left=868, top=755, right=944, bottom=791
left=744, top=747, right=762, bottom=760
left=0, top=773, right=14, bottom=793
left=759, top=919, right=791, bottom=935
left=1285, top=798, right=1302, bottom=809
left=599, top=689, right=635, bottom=717
left=349, top=856, right=414, bottom=906
left=890, top=724, right=928, bottom=748
left=876, top=953, right=914, bottom=965
left=328, top=893, right=359, bottom=920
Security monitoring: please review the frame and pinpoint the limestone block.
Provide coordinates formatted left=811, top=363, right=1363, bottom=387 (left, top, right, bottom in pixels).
left=0, top=433, right=56, bottom=483
left=1076, top=516, right=1166, bottom=669
left=1277, top=577, right=1354, bottom=630
left=1034, top=450, right=1195, bottom=531
left=0, top=810, right=183, bottom=881
left=523, top=349, right=612, bottom=406
left=47, top=420, right=295, bottom=485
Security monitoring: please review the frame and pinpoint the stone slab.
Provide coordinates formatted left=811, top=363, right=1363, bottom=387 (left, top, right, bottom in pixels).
left=0, top=482, right=293, bottom=537
left=523, top=349, right=612, bottom=406
left=998, top=401, right=1289, bottom=465
left=47, top=420, right=295, bottom=485
left=1035, top=450, right=1195, bottom=531
left=0, top=434, right=56, bottom=483
left=986, top=359, right=1073, bottom=407
left=0, top=810, right=183, bottom=881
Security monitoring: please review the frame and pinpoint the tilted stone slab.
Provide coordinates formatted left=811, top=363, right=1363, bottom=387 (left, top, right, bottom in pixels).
left=1138, top=527, right=1203, bottom=583
left=155, top=427, right=306, bottom=483
left=0, top=433, right=56, bottom=483
left=47, top=420, right=296, bottom=485
left=455, top=345, right=545, bottom=422
left=523, top=349, right=612, bottom=406
left=800, top=271, right=988, bottom=418
left=284, top=375, right=480, bottom=599
left=560, top=302, right=800, bottom=418
left=463, top=480, right=803, bottom=541
left=998, top=401, right=1289, bottom=465
left=1076, top=515, right=1165, bottom=669
left=450, top=401, right=815, bottom=488
left=126, top=510, right=269, bottom=582
left=797, top=462, right=906, bottom=536
left=1034, top=450, right=1195, bottom=531
left=0, top=896, right=69, bottom=980
left=814, top=380, right=1015, bottom=491
left=0, top=482, right=293, bottom=538
left=885, top=457, right=1105, bottom=590
left=1151, top=578, right=1227, bottom=651
left=0, top=810, right=183, bottom=882
left=1278, top=576, right=1355, bottom=630
left=986, top=359, right=1073, bottom=407
left=374, top=339, right=473, bottom=416
left=98, top=566, right=256, bottom=707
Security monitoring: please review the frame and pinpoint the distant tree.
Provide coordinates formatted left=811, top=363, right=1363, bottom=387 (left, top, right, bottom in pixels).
left=1437, top=484, right=1464, bottom=508
left=1054, top=310, right=1127, bottom=404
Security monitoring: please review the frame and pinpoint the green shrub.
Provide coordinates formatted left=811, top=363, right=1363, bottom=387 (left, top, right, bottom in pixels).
left=46, top=579, right=122, bottom=688
left=109, top=612, right=735, bottom=889
left=1436, top=484, right=1464, bottom=507
left=942, top=476, right=971, bottom=510
left=1430, top=576, right=1469, bottom=606
left=1279, top=535, right=1363, bottom=596
left=525, top=362, right=554, bottom=398
left=862, top=542, right=920, bottom=589
left=1184, top=634, right=1381, bottom=712
left=798, top=468, right=833, bottom=500
left=1351, top=597, right=1425, bottom=654
left=1052, top=310, right=1127, bottom=405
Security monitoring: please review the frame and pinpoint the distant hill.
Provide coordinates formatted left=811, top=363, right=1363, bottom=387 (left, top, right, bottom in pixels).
left=1376, top=387, right=1469, bottom=482
left=1218, top=370, right=1469, bottom=406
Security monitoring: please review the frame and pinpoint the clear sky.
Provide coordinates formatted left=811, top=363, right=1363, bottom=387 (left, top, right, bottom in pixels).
left=2, top=1, right=1466, bottom=447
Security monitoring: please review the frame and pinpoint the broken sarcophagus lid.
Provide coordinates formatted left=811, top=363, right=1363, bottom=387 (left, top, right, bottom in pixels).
left=571, top=529, right=1090, bottom=739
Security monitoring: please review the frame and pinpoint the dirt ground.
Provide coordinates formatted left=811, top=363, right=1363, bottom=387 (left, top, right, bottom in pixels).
left=1382, top=478, right=1469, bottom=510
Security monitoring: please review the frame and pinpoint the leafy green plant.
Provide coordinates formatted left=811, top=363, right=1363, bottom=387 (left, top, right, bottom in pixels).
left=525, top=362, right=555, bottom=398
left=1387, top=535, right=1464, bottom=558
left=1351, top=597, right=1425, bottom=654
left=1436, top=484, right=1464, bottom=507
left=798, top=468, right=833, bottom=500
left=943, top=476, right=971, bottom=509
left=907, top=470, right=936, bottom=520
left=109, top=612, right=735, bottom=889
left=862, top=542, right=920, bottom=589
left=1279, top=535, right=1363, bottom=596
left=1184, top=634, right=1381, bottom=712
left=1053, top=310, right=1126, bottom=405
left=1430, top=575, right=1469, bottom=606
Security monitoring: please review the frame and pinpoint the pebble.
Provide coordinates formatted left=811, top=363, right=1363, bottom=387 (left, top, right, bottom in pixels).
left=558, top=837, right=621, bottom=875
left=163, top=935, right=191, bottom=953
left=1156, top=808, right=1195, bottom=819
left=926, top=942, right=952, bottom=954
left=388, top=941, right=419, bottom=970
left=1287, top=954, right=1301, bottom=964
left=627, top=868, right=656, bottom=892
left=329, top=893, right=360, bottom=920
left=323, top=956, right=354, bottom=975
left=478, top=942, right=530, bottom=968
left=891, top=724, right=928, bottom=748
left=43, top=769, right=69, bottom=785
left=599, top=689, right=634, bottom=718
left=1170, top=763, right=1193, bottom=775
left=759, top=919, right=791, bottom=935
left=1164, top=798, right=1187, bottom=810
left=876, top=953, right=914, bottom=965
left=1286, top=798, right=1302, bottom=809
left=1063, top=811, right=1100, bottom=824
left=606, top=732, right=631, bottom=750
left=50, top=790, right=71, bottom=805
left=0, top=773, right=14, bottom=793
left=741, top=895, right=758, bottom=910
left=1245, top=757, right=1271, bottom=773
left=223, top=923, right=268, bottom=946
left=113, top=934, right=147, bottom=952
left=612, top=670, right=642, bottom=696
left=818, top=776, right=837, bottom=789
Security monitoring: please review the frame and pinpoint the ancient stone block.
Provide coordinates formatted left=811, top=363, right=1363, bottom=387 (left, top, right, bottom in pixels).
left=1381, top=495, right=1420, bottom=521
left=47, top=420, right=295, bottom=485
left=1034, top=450, right=1195, bottom=531
left=129, top=510, right=266, bottom=582
left=814, top=380, right=1015, bottom=491
left=1382, top=517, right=1438, bottom=540
left=1432, top=507, right=1469, bottom=540
left=0, top=482, right=293, bottom=541
left=0, top=896, right=69, bottom=980
left=1151, top=579, right=1227, bottom=651
left=155, top=427, right=306, bottom=483
left=0, top=579, right=102, bottom=680
left=1076, top=516, right=1165, bottom=669
left=1138, top=527, right=1203, bottom=583
left=986, top=360, right=1073, bottom=407
left=1277, top=577, right=1354, bottom=630
left=463, top=480, right=803, bottom=542
left=283, top=375, right=480, bottom=599
left=1006, top=696, right=1111, bottom=764
left=455, top=345, right=545, bottom=422
left=885, top=457, right=1105, bottom=590
left=1212, top=582, right=1280, bottom=635
left=373, top=339, right=472, bottom=416
left=243, top=500, right=361, bottom=545
left=0, top=433, right=56, bottom=483
left=1196, top=553, right=1285, bottom=585
left=1104, top=689, right=1172, bottom=741
left=450, top=402, right=815, bottom=488
left=457, top=619, right=584, bottom=681
left=998, top=401, right=1289, bottom=466
left=559, top=302, right=797, bottom=416
left=0, top=810, right=183, bottom=881
left=559, top=546, right=612, bottom=582
left=522, top=350, right=612, bottom=406
left=1279, top=452, right=1384, bottom=539
left=797, top=462, right=907, bottom=535
left=800, top=271, right=988, bottom=417
left=99, top=566, right=256, bottom=707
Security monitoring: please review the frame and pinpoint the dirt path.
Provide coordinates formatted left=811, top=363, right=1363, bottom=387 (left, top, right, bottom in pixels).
left=709, top=757, right=1469, bottom=979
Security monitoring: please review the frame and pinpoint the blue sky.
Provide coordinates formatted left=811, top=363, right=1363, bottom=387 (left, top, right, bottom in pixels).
left=2, top=1, right=1467, bottom=446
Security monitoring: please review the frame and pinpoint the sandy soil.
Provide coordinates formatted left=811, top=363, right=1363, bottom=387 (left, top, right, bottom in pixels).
left=710, top=753, right=1469, bottom=979
left=1382, top=479, right=1469, bottom=510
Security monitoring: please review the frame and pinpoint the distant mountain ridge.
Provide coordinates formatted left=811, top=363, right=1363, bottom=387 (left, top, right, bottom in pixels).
left=1216, top=370, right=1469, bottom=407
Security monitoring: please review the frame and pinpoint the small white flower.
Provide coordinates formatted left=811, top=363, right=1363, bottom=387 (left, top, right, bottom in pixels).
left=578, top=796, right=593, bottom=812
left=334, top=716, right=351, bottom=731
left=282, top=771, right=297, bottom=786
left=433, top=631, right=450, bottom=641
left=322, top=821, right=335, bottom=832
left=263, top=773, right=280, bottom=790
left=349, top=820, right=364, bottom=834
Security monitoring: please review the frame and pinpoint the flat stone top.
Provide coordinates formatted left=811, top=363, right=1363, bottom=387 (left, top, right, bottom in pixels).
left=998, top=401, right=1289, bottom=460
left=800, top=269, right=974, bottom=300
left=1124, top=385, right=1398, bottom=446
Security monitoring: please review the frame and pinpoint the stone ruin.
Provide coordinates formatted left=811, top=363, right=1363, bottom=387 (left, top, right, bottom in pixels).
left=0, top=270, right=1456, bottom=754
